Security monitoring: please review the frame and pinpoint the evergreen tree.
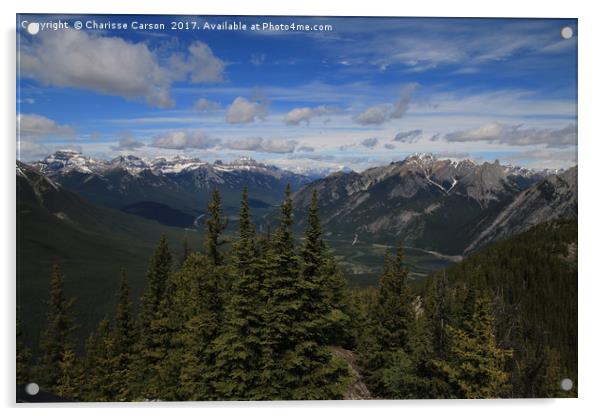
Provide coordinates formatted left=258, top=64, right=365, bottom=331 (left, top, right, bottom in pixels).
left=158, top=253, right=220, bottom=400
left=16, top=310, right=31, bottom=385
left=423, top=271, right=454, bottom=360
left=82, top=273, right=136, bottom=401
left=373, top=246, right=414, bottom=351
left=299, top=190, right=350, bottom=345
left=205, top=189, right=228, bottom=265
left=360, top=245, right=417, bottom=397
left=112, top=272, right=134, bottom=360
left=301, top=191, right=326, bottom=280
left=82, top=318, right=113, bottom=401
left=263, top=186, right=298, bottom=346
left=432, top=297, right=512, bottom=398
left=234, top=187, right=256, bottom=275
left=181, top=236, right=191, bottom=266
left=261, top=186, right=349, bottom=399
left=260, top=185, right=300, bottom=397
left=109, top=272, right=135, bottom=400
left=36, top=265, right=77, bottom=393
left=210, top=187, right=266, bottom=399
left=55, top=346, right=84, bottom=400
left=132, top=236, right=173, bottom=399
left=141, top=235, right=172, bottom=320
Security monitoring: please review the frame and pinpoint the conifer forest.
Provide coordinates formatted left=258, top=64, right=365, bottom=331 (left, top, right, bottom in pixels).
left=16, top=187, right=577, bottom=400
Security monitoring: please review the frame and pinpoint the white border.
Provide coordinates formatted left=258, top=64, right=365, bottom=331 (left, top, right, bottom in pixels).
left=2, top=1, right=600, bottom=415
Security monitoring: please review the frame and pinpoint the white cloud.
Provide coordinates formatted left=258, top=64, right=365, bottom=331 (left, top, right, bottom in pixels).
left=223, top=137, right=297, bottom=153
left=260, top=139, right=298, bottom=153
left=151, top=131, right=220, bottom=150
left=111, top=135, right=145, bottom=151
left=329, top=19, right=576, bottom=75
left=17, top=113, right=78, bottom=161
left=353, top=106, right=389, bottom=125
left=390, top=83, right=418, bottom=119
left=194, top=98, right=220, bottom=112
left=226, top=97, right=269, bottom=124
left=361, top=137, right=379, bottom=148
left=444, top=122, right=577, bottom=148
left=21, top=29, right=175, bottom=108
left=17, top=113, right=75, bottom=139
left=354, top=83, right=417, bottom=125
left=394, top=129, right=423, bottom=143
left=20, top=31, right=225, bottom=108
left=169, top=41, right=225, bottom=84
left=420, top=89, right=576, bottom=119
left=500, top=148, right=577, bottom=170
left=223, top=137, right=264, bottom=151
left=284, top=105, right=339, bottom=125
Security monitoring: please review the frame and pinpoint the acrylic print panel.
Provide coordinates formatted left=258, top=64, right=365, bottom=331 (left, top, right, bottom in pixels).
left=16, top=14, right=577, bottom=402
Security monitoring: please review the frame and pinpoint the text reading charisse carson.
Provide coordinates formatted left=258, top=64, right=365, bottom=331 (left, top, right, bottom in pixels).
left=19, top=18, right=334, bottom=32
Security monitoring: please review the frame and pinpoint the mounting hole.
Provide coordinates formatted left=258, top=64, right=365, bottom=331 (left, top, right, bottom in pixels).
left=26, top=22, right=40, bottom=36
left=561, top=26, right=573, bottom=40
left=25, top=382, right=40, bottom=396
left=560, top=378, right=573, bottom=391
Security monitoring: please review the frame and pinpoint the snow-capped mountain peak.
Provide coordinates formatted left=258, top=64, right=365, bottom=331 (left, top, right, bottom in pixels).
left=149, top=156, right=208, bottom=174
left=38, top=150, right=108, bottom=175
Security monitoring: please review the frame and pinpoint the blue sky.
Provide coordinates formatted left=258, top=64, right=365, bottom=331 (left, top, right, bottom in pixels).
left=17, top=15, right=577, bottom=171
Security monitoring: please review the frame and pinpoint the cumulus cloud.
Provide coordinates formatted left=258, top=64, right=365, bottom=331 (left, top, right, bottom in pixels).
left=260, top=139, right=298, bottom=153
left=223, top=137, right=297, bottom=153
left=361, top=137, right=379, bottom=148
left=194, top=98, right=220, bottom=112
left=223, top=137, right=264, bottom=151
left=21, top=30, right=225, bottom=108
left=18, top=113, right=75, bottom=139
left=339, top=138, right=380, bottom=150
left=353, top=106, right=389, bottom=125
left=444, top=122, right=577, bottom=148
left=354, top=83, right=418, bottom=125
left=111, top=134, right=145, bottom=151
left=226, top=97, right=269, bottom=124
left=151, top=131, right=220, bottom=150
left=17, top=114, right=77, bottom=161
left=284, top=105, right=339, bottom=125
left=18, top=140, right=50, bottom=160
left=169, top=41, right=225, bottom=84
left=390, top=83, right=418, bottom=119
left=384, top=143, right=396, bottom=150
left=21, top=30, right=174, bottom=108
left=394, top=129, right=423, bottom=143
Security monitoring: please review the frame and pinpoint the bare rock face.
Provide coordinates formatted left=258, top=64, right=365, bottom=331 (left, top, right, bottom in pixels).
left=330, top=347, right=372, bottom=400
left=465, top=167, right=577, bottom=253
left=293, top=153, right=559, bottom=255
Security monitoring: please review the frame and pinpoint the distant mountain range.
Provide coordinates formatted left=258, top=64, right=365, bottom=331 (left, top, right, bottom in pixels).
left=16, top=152, right=577, bottom=346
left=16, top=160, right=206, bottom=348
left=31, top=150, right=312, bottom=223
left=293, top=153, right=576, bottom=255
left=23, top=151, right=577, bottom=255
